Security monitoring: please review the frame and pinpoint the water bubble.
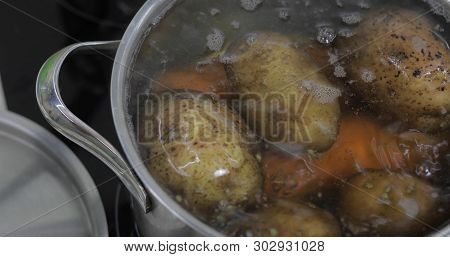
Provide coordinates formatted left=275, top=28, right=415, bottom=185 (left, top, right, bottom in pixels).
left=317, top=27, right=336, bottom=45
left=301, top=80, right=342, bottom=104
left=361, top=68, right=376, bottom=83
left=398, top=198, right=419, bottom=218
left=341, top=12, right=362, bottom=24
left=210, top=8, right=221, bottom=16
left=231, top=20, right=241, bottom=29
left=278, top=8, right=290, bottom=20
left=358, top=0, right=371, bottom=9
left=334, top=65, right=347, bottom=78
left=206, top=29, right=225, bottom=52
left=240, top=0, right=264, bottom=12
left=246, top=32, right=258, bottom=46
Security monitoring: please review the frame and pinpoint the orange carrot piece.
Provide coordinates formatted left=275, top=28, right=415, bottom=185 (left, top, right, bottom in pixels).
left=159, top=63, right=231, bottom=94
left=263, top=116, right=408, bottom=198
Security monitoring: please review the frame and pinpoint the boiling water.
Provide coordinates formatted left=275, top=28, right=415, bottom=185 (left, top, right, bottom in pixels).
left=127, top=0, right=450, bottom=236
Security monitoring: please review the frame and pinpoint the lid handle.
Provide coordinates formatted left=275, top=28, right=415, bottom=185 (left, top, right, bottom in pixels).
left=36, top=41, right=151, bottom=213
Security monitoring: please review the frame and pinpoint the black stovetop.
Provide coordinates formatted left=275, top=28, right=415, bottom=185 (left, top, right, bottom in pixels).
left=0, top=0, right=147, bottom=236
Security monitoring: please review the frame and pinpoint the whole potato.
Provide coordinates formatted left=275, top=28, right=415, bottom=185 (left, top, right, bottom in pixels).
left=225, top=200, right=341, bottom=237
left=226, top=32, right=341, bottom=151
left=338, top=171, right=442, bottom=236
left=339, top=9, right=450, bottom=132
left=143, top=93, right=262, bottom=214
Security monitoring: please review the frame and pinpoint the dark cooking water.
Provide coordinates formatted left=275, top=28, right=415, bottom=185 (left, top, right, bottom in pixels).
left=132, top=0, right=448, bottom=76
left=127, top=0, right=450, bottom=236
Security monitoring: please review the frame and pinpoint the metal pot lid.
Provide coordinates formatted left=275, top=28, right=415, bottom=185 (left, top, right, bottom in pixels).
left=0, top=77, right=107, bottom=236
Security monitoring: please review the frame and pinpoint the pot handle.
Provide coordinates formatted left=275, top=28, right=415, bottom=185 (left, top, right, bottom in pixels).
left=36, top=41, right=151, bottom=213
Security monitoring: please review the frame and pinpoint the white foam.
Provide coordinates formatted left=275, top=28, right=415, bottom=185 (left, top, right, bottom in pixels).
left=334, top=65, right=347, bottom=78
left=341, top=12, right=362, bottom=24
left=240, top=0, right=264, bottom=12
left=206, top=29, right=225, bottom=52
left=317, top=27, right=336, bottom=45
left=361, top=68, right=376, bottom=83
left=246, top=32, right=258, bottom=46
left=301, top=80, right=342, bottom=104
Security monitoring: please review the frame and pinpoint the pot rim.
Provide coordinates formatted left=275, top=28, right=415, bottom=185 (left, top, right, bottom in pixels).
left=111, top=0, right=222, bottom=236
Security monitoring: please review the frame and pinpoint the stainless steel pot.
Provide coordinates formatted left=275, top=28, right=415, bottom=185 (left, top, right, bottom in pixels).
left=36, top=0, right=450, bottom=237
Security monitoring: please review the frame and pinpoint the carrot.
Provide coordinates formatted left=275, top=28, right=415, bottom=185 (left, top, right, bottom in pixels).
left=158, top=62, right=231, bottom=95
left=314, top=116, right=403, bottom=175
left=262, top=116, right=438, bottom=198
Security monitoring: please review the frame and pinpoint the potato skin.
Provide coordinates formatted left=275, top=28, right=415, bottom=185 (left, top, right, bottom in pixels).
left=338, top=171, right=441, bottom=236
left=339, top=9, right=450, bottom=132
left=226, top=32, right=341, bottom=151
left=144, top=93, right=262, bottom=214
left=225, top=200, right=341, bottom=237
